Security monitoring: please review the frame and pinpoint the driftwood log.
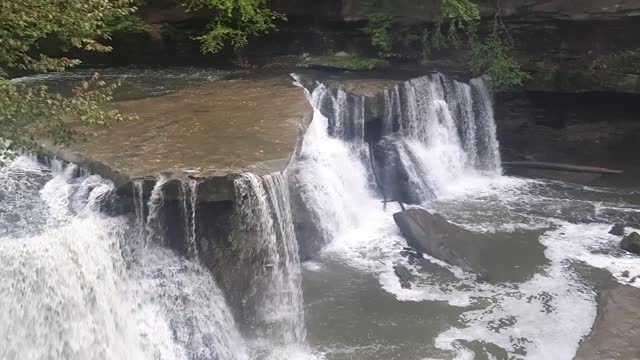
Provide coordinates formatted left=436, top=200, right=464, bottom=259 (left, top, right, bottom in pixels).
left=502, top=162, right=623, bottom=175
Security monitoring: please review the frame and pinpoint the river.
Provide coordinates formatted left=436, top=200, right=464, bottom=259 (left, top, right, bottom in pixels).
left=3, top=68, right=640, bottom=360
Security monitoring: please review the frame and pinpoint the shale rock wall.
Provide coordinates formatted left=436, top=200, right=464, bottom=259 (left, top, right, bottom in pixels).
left=92, top=0, right=640, bottom=93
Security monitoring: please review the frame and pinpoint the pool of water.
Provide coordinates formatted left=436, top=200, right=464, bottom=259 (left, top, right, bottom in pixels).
left=302, top=173, right=640, bottom=359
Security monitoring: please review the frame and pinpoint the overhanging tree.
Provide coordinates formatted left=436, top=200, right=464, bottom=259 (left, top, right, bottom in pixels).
left=0, top=0, right=139, bottom=158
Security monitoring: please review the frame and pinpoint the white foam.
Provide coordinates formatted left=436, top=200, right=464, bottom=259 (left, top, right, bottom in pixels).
left=1, top=157, right=249, bottom=360
left=542, top=222, right=640, bottom=287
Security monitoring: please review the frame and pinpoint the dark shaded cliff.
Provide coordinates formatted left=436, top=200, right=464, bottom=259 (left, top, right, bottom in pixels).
left=89, top=0, right=640, bottom=93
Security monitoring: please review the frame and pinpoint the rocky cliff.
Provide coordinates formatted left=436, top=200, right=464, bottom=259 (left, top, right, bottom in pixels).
left=87, top=0, right=639, bottom=93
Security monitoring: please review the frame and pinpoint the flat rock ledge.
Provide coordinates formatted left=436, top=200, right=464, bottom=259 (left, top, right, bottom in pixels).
left=41, top=72, right=313, bottom=204
left=575, top=282, right=640, bottom=360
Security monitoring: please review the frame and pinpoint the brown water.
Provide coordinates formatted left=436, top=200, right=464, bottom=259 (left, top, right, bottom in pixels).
left=17, top=68, right=309, bottom=178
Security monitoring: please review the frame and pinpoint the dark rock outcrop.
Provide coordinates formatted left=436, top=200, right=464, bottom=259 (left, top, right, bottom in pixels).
left=393, top=208, right=548, bottom=282
left=393, top=264, right=415, bottom=289
left=620, top=232, right=640, bottom=255
left=574, top=282, right=640, bottom=360
left=609, top=223, right=626, bottom=236
left=393, top=208, right=489, bottom=275
left=373, top=136, right=436, bottom=204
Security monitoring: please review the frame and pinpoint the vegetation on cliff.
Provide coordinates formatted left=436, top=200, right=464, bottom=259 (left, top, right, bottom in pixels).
left=182, top=0, right=284, bottom=54
left=0, top=0, right=139, bottom=157
left=299, top=54, right=390, bottom=71
left=363, top=0, right=529, bottom=90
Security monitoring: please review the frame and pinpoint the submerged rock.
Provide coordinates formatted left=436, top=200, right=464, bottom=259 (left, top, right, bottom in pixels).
left=393, top=208, right=488, bottom=275
left=574, top=282, right=640, bottom=360
left=393, top=264, right=414, bottom=289
left=609, top=223, right=626, bottom=236
left=620, top=232, right=640, bottom=255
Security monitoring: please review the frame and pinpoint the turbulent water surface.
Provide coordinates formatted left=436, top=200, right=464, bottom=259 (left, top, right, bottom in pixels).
left=0, top=157, right=248, bottom=360
left=3, top=70, right=640, bottom=360
left=291, top=73, right=640, bottom=359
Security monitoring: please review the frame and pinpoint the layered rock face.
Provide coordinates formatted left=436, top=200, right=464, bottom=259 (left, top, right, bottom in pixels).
left=268, top=0, right=640, bottom=93
left=86, top=0, right=640, bottom=94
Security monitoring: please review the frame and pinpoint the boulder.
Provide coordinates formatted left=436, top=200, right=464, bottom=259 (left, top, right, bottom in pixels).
left=393, top=264, right=415, bottom=289
left=393, top=208, right=488, bottom=274
left=620, top=232, right=640, bottom=255
left=574, top=282, right=640, bottom=360
left=609, top=223, right=626, bottom=236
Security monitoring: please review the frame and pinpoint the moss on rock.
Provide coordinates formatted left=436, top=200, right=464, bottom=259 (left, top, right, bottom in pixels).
left=298, top=54, right=390, bottom=71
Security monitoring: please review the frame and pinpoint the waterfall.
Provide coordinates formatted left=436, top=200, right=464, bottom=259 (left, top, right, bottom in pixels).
left=0, top=156, right=248, bottom=360
left=133, top=180, right=146, bottom=239
left=233, top=173, right=306, bottom=345
left=144, top=176, right=169, bottom=246
left=470, top=77, right=502, bottom=172
left=378, top=74, right=502, bottom=201
left=180, top=180, right=199, bottom=259
left=289, top=72, right=503, bottom=255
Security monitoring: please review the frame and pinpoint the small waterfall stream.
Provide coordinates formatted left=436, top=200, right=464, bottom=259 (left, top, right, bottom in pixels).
left=233, top=173, right=306, bottom=346
left=180, top=180, right=199, bottom=259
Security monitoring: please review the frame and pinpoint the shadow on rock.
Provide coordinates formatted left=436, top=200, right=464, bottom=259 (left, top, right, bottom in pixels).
left=393, top=208, right=547, bottom=283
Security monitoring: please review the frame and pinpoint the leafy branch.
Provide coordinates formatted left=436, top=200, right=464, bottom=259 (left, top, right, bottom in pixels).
left=0, top=0, right=138, bottom=157
left=182, top=0, right=285, bottom=54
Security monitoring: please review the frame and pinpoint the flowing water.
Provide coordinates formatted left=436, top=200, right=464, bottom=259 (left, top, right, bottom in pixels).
left=11, top=67, right=238, bottom=100
left=0, top=157, right=247, bottom=360
left=290, top=73, right=640, bottom=359
left=3, top=69, right=640, bottom=360
left=233, top=173, right=310, bottom=359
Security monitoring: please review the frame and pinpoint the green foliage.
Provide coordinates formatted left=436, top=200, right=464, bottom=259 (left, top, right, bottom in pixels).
left=361, top=0, right=529, bottom=90
left=0, top=0, right=137, bottom=156
left=105, top=14, right=152, bottom=35
left=426, top=0, right=479, bottom=52
left=0, top=75, right=132, bottom=157
left=441, top=0, right=480, bottom=22
left=0, top=0, right=136, bottom=72
left=608, top=49, right=640, bottom=74
left=299, top=55, right=389, bottom=71
left=182, top=0, right=284, bottom=54
left=362, top=12, right=393, bottom=53
left=469, top=33, right=530, bottom=90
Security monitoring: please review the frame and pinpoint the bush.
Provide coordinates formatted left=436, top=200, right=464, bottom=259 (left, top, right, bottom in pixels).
left=469, top=34, right=530, bottom=91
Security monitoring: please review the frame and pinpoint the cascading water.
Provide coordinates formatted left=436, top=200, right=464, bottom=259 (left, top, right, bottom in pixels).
left=233, top=173, right=306, bottom=347
left=180, top=180, right=199, bottom=259
left=289, top=73, right=503, bottom=255
left=377, top=73, right=502, bottom=202
left=288, top=82, right=378, bottom=257
left=292, top=73, right=640, bottom=360
left=0, top=156, right=248, bottom=360
left=144, top=175, right=169, bottom=246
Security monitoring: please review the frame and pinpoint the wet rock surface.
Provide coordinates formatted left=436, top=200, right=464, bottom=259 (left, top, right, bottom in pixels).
left=620, top=232, right=640, bottom=255
left=63, top=71, right=310, bottom=179
left=393, top=208, right=547, bottom=282
left=393, top=265, right=414, bottom=289
left=373, top=136, right=432, bottom=204
left=393, top=208, right=491, bottom=275
left=574, top=282, right=640, bottom=360
left=609, top=223, right=626, bottom=236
